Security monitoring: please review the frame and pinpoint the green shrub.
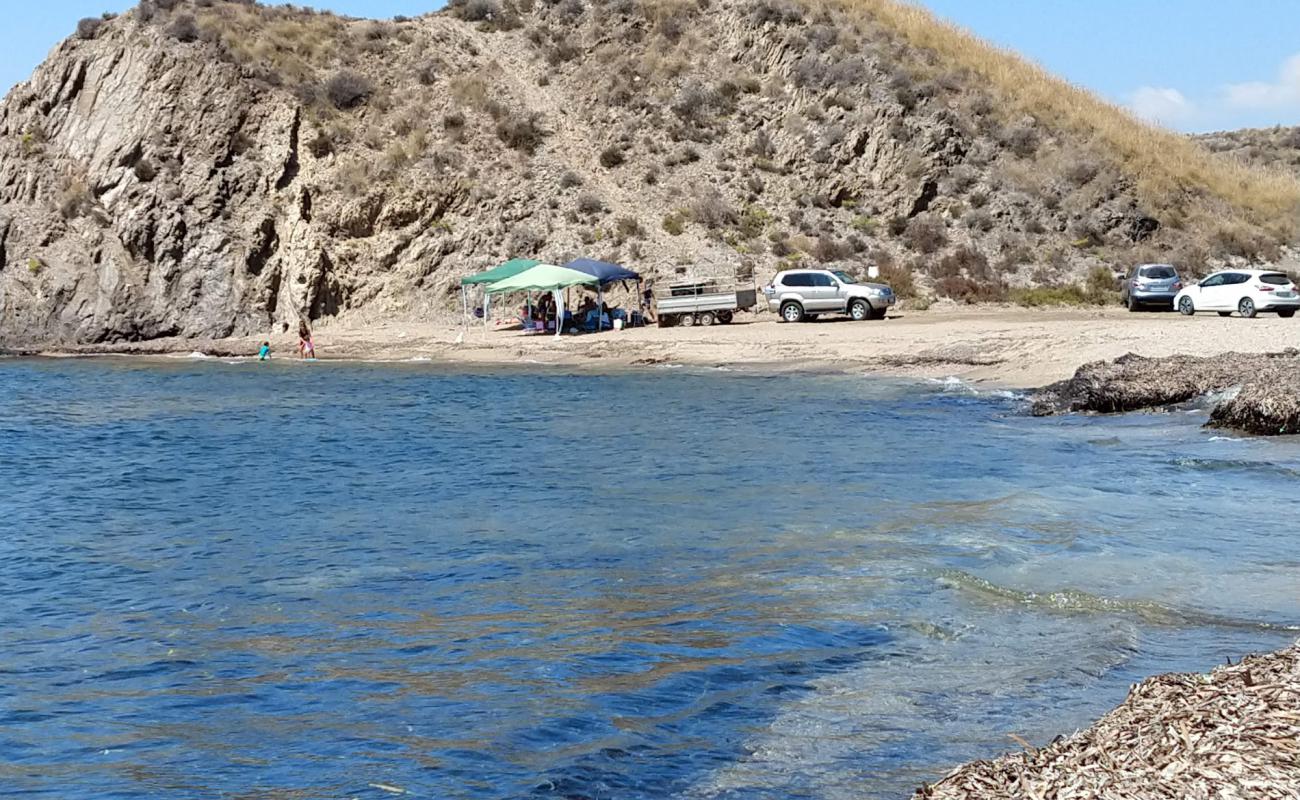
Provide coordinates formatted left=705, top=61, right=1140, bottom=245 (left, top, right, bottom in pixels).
left=662, top=211, right=686, bottom=236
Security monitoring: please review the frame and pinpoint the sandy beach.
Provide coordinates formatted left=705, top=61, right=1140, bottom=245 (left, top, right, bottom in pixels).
left=38, top=306, right=1300, bottom=388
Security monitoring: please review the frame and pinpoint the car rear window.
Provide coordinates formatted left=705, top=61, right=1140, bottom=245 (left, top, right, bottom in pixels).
left=1260, top=273, right=1292, bottom=285
left=1140, top=266, right=1176, bottom=279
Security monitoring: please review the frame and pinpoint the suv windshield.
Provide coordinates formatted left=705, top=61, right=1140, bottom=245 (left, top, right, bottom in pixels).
left=1139, top=266, right=1176, bottom=279
left=832, top=270, right=858, bottom=284
left=1260, top=273, right=1292, bottom=285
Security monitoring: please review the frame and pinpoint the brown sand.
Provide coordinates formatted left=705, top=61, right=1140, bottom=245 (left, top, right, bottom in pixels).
left=43, top=306, right=1300, bottom=388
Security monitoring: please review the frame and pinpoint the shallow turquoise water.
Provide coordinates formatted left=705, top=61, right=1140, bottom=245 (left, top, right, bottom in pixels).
left=1, top=358, right=1297, bottom=799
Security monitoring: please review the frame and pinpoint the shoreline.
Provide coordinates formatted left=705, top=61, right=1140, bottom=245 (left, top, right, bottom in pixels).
left=8, top=307, right=1300, bottom=389
left=915, top=641, right=1300, bottom=798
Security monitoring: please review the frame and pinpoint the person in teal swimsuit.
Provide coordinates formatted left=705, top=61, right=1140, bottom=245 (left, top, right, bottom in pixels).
left=258, top=342, right=271, bottom=361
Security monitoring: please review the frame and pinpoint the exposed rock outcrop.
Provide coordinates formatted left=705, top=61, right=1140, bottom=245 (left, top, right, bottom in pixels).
left=915, top=642, right=1300, bottom=799
left=1, top=0, right=1296, bottom=346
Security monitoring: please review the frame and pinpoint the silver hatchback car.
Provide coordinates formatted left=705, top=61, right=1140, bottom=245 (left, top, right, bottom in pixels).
left=1120, top=263, right=1183, bottom=311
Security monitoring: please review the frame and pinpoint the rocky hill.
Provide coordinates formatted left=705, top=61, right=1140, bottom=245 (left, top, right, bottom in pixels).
left=2, top=0, right=1299, bottom=345
left=1195, top=125, right=1300, bottom=178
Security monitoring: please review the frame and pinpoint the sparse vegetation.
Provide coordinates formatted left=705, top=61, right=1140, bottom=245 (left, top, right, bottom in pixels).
left=326, top=71, right=373, bottom=110
left=76, top=17, right=105, bottom=40
left=598, top=145, right=625, bottom=169
left=495, top=114, right=546, bottom=154
left=662, top=211, right=686, bottom=236
left=902, top=214, right=947, bottom=254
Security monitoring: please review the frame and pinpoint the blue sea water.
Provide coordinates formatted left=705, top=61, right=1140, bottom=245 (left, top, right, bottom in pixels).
left=2, top=357, right=1298, bottom=800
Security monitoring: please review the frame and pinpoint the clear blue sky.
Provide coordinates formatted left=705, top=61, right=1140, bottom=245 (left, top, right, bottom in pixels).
left=7, top=1, right=1299, bottom=133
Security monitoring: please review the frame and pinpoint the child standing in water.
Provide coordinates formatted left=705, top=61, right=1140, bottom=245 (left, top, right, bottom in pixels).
left=298, top=324, right=316, bottom=360
left=258, top=341, right=271, bottom=361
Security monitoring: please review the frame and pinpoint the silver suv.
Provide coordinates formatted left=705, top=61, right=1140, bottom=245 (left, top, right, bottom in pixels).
left=763, top=269, right=896, bottom=322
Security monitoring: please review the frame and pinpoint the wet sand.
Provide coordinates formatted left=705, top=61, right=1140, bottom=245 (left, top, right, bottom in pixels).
left=34, top=306, right=1300, bottom=388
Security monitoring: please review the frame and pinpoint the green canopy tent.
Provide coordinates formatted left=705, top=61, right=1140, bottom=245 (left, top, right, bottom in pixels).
left=460, top=259, right=540, bottom=327
left=486, top=264, right=600, bottom=337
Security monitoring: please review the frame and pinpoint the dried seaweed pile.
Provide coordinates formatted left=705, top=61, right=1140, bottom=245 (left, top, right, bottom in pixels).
left=914, top=643, right=1300, bottom=799
left=1210, top=368, right=1300, bottom=435
left=1029, top=352, right=1291, bottom=416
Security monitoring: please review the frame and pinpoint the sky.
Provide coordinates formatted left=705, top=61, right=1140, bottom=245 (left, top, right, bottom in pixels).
left=6, top=1, right=1300, bottom=133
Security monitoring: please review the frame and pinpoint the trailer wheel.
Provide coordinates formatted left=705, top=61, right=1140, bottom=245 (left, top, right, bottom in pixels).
left=679, top=313, right=695, bottom=327
left=717, top=310, right=733, bottom=325
left=698, top=311, right=715, bottom=326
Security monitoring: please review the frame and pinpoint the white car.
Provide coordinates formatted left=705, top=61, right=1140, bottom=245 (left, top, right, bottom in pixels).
left=1174, top=269, right=1300, bottom=318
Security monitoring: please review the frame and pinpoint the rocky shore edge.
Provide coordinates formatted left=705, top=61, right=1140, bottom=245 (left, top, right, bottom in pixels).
left=913, top=642, right=1300, bottom=798
left=1030, top=350, right=1300, bottom=435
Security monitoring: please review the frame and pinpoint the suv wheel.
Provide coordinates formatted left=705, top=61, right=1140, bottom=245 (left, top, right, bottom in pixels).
left=1280, top=309, right=1296, bottom=318
left=1239, top=298, right=1257, bottom=319
left=780, top=302, right=804, bottom=323
left=848, top=299, right=872, bottom=321
left=1127, top=296, right=1139, bottom=312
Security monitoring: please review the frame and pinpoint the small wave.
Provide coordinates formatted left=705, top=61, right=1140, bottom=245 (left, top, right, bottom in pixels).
left=936, top=569, right=1300, bottom=632
left=926, top=376, right=1022, bottom=400
left=408, top=356, right=432, bottom=362
left=1208, top=436, right=1245, bottom=443
left=1167, top=457, right=1300, bottom=480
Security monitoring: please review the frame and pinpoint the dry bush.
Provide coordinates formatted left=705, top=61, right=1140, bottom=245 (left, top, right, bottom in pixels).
left=749, top=0, right=803, bottom=25
left=496, top=114, right=546, bottom=154
left=451, top=0, right=502, bottom=22
left=812, top=236, right=852, bottom=262
left=903, top=214, right=947, bottom=254
left=615, top=217, right=645, bottom=239
left=689, top=192, right=739, bottom=230
left=559, top=170, right=583, bottom=189
left=872, top=251, right=917, bottom=297
left=599, top=145, right=626, bottom=168
left=326, top=70, right=372, bottom=109
left=576, top=193, right=605, bottom=215
left=167, top=13, right=200, bottom=42
left=935, top=274, right=1007, bottom=303
left=964, top=208, right=994, bottom=232
left=76, top=17, right=105, bottom=40
left=662, top=211, right=686, bottom=235
left=59, top=180, right=93, bottom=219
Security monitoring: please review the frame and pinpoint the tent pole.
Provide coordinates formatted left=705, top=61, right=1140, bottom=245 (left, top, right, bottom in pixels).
left=598, top=285, right=604, bottom=331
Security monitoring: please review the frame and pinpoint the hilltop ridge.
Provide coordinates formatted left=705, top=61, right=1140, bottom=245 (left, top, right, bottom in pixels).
left=1, top=0, right=1298, bottom=344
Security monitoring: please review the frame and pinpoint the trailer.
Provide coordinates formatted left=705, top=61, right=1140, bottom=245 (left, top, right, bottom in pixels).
left=655, top=278, right=759, bottom=327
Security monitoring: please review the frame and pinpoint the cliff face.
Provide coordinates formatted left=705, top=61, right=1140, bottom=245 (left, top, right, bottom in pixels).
left=1, top=0, right=1297, bottom=345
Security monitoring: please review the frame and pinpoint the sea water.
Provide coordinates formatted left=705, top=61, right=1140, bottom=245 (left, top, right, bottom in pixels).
left=1, top=358, right=1297, bottom=799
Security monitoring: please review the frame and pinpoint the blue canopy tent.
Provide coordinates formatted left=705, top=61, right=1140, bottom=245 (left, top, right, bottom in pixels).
left=562, top=259, right=643, bottom=329
left=563, top=258, right=641, bottom=284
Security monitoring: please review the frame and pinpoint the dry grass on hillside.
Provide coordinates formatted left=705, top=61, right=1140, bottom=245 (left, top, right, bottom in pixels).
left=845, top=0, right=1300, bottom=229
